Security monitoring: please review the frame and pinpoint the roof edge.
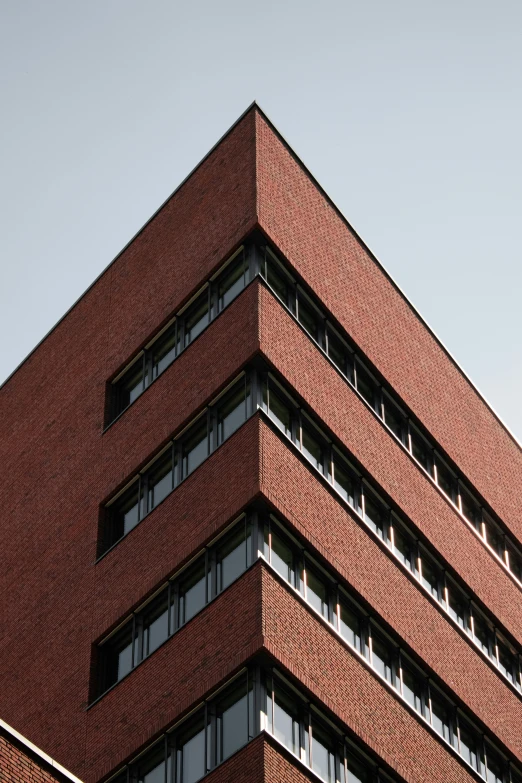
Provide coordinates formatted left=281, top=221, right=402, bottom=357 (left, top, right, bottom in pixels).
left=0, top=718, right=83, bottom=783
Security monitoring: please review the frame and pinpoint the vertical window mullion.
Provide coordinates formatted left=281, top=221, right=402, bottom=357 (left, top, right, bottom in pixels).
left=130, top=614, right=137, bottom=669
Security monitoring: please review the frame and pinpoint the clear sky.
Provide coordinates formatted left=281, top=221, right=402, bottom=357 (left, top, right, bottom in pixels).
left=1, top=0, right=521, bottom=443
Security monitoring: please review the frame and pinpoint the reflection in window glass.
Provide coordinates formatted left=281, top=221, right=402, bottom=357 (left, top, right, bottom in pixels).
left=147, top=451, right=173, bottom=511
left=458, top=716, right=478, bottom=770
left=137, top=744, right=165, bottom=783
left=143, top=594, right=169, bottom=657
left=305, top=567, right=329, bottom=620
left=346, top=752, right=369, bottom=783
left=177, top=716, right=206, bottom=783
left=217, top=523, right=252, bottom=592
left=332, top=454, right=357, bottom=509
left=270, top=683, right=301, bottom=755
left=311, top=719, right=336, bottom=783
left=110, top=481, right=141, bottom=541
left=435, top=455, right=457, bottom=501
left=182, top=417, right=209, bottom=478
left=430, top=688, right=452, bottom=742
left=104, top=623, right=134, bottom=690
left=264, top=382, right=292, bottom=437
left=152, top=323, right=177, bottom=379
left=383, top=395, right=406, bottom=442
left=326, top=327, right=350, bottom=379
left=218, top=254, right=247, bottom=311
left=115, top=358, right=146, bottom=414
left=363, top=489, right=388, bottom=540
left=355, top=364, right=377, bottom=410
left=420, top=551, right=440, bottom=599
left=184, top=292, right=209, bottom=346
left=371, top=632, right=393, bottom=684
left=401, top=662, right=424, bottom=714
left=265, top=255, right=292, bottom=306
left=410, top=428, right=433, bottom=476
left=392, top=522, right=416, bottom=571
left=460, top=486, right=482, bottom=531
left=217, top=379, right=249, bottom=445
left=301, top=421, right=324, bottom=472
left=216, top=680, right=251, bottom=763
left=297, top=292, right=320, bottom=341
left=265, top=527, right=294, bottom=584
left=339, top=598, right=362, bottom=653
left=485, top=742, right=505, bottom=783
left=446, top=580, right=469, bottom=631
left=179, top=561, right=206, bottom=625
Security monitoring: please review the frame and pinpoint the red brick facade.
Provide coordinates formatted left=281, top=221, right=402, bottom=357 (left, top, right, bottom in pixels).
left=1, top=105, right=520, bottom=783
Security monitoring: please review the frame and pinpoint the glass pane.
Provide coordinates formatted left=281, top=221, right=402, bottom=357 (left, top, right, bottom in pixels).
left=148, top=451, right=173, bottom=510
left=115, top=358, right=145, bottom=413
left=102, top=621, right=134, bottom=690
left=435, top=455, right=457, bottom=501
left=297, top=292, right=320, bottom=341
left=266, top=384, right=292, bottom=437
left=273, top=684, right=300, bottom=755
left=109, top=481, right=141, bottom=542
left=346, top=752, right=369, bottom=783
left=472, top=609, right=493, bottom=654
left=217, top=379, right=249, bottom=445
left=507, top=542, right=522, bottom=581
left=460, top=486, right=482, bottom=531
left=446, top=580, right=470, bottom=632
left=333, top=453, right=357, bottom=509
left=182, top=417, right=209, bottom=478
left=458, top=716, right=478, bottom=770
left=218, top=253, right=246, bottom=310
left=402, top=663, right=423, bottom=714
left=217, top=678, right=250, bottom=762
left=311, top=719, right=335, bottom=783
left=306, top=567, right=329, bottom=620
left=137, top=744, right=165, bottom=783
left=363, top=489, right=388, bottom=540
left=497, top=636, right=516, bottom=683
left=152, top=323, right=177, bottom=378
left=430, top=688, right=452, bottom=742
left=392, top=522, right=415, bottom=571
left=383, top=394, right=406, bottom=442
left=184, top=291, right=209, bottom=345
left=339, top=597, right=362, bottom=652
left=143, top=593, right=169, bottom=658
left=177, top=715, right=206, bottom=783
left=179, top=560, right=206, bottom=624
left=410, top=427, right=433, bottom=475
left=483, top=514, right=505, bottom=559
left=301, top=421, right=324, bottom=472
left=265, top=255, right=292, bottom=305
left=217, top=522, right=252, bottom=592
left=267, top=527, right=294, bottom=584
left=420, top=551, right=440, bottom=599
left=371, top=632, right=393, bottom=684
left=356, top=364, right=377, bottom=410
left=326, top=327, right=350, bottom=379
left=485, top=743, right=505, bottom=783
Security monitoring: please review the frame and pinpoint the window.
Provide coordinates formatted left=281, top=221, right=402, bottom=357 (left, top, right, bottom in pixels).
left=216, top=521, right=252, bottom=592
left=409, top=426, right=433, bottom=476
left=303, top=563, right=330, bottom=620
left=326, top=326, right=353, bottom=382
left=485, top=742, right=506, bottom=783
left=339, top=596, right=363, bottom=654
left=391, top=519, right=416, bottom=572
left=106, top=480, right=141, bottom=544
left=419, top=549, right=442, bottom=600
left=371, top=630, right=394, bottom=685
left=346, top=752, right=370, bottom=783
left=217, top=377, right=250, bottom=445
left=300, top=417, right=326, bottom=473
left=215, top=677, right=253, bottom=764
left=355, top=361, right=378, bottom=411
left=332, top=451, right=359, bottom=510
left=179, top=560, right=206, bottom=625
left=113, top=357, right=148, bottom=415
left=496, top=635, right=517, bottom=685
left=429, top=685, right=452, bottom=743
left=182, top=416, right=209, bottom=479
left=147, top=450, right=174, bottom=511
left=457, top=715, right=479, bottom=771
left=459, top=486, right=482, bottom=531
left=101, top=622, right=134, bottom=691
left=434, top=454, right=457, bottom=502
left=217, top=251, right=248, bottom=311
left=363, top=488, right=389, bottom=541
left=483, top=513, right=505, bottom=560
left=446, top=579, right=470, bottom=632
left=310, top=718, right=336, bottom=783
left=471, top=607, right=493, bottom=655
left=382, top=393, right=406, bottom=443
left=264, top=251, right=294, bottom=308
left=152, top=323, right=178, bottom=379
left=136, top=744, right=166, bottom=783
left=263, top=379, right=293, bottom=437
left=142, top=593, right=169, bottom=657
left=401, top=660, right=424, bottom=715
left=297, top=289, right=321, bottom=342
left=183, top=290, right=210, bottom=346
left=265, top=525, right=295, bottom=585
left=267, top=679, right=301, bottom=756
left=176, top=714, right=206, bottom=783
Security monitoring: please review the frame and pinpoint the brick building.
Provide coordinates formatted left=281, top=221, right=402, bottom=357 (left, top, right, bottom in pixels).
left=1, top=103, right=522, bottom=783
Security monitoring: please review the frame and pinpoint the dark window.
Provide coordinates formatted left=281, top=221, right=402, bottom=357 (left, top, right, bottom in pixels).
left=355, top=363, right=378, bottom=411
left=147, top=450, right=174, bottom=511
left=265, top=254, right=293, bottom=307
left=506, top=541, right=522, bottom=581
left=339, top=597, right=363, bottom=653
left=218, top=252, right=247, bottom=311
left=182, top=417, right=209, bottom=478
left=472, top=608, right=493, bottom=655
left=326, top=326, right=353, bottom=381
left=297, top=291, right=321, bottom=342
left=401, top=661, right=424, bottom=714
left=268, top=681, right=301, bottom=756
left=265, top=526, right=294, bottom=584
left=113, top=357, right=147, bottom=416
left=311, top=718, right=336, bottom=783
left=179, top=560, right=206, bottom=625
left=108, top=481, right=141, bottom=543
left=152, top=323, right=178, bottom=379
left=460, top=486, right=482, bottom=531
left=483, top=513, right=505, bottom=559
left=332, top=453, right=358, bottom=509
left=216, top=522, right=252, bottom=592
left=410, top=427, right=433, bottom=476
left=136, top=743, right=166, bottom=783
left=142, top=593, right=169, bottom=658
left=183, top=290, right=210, bottom=346
left=446, top=579, right=470, bottom=632
left=430, top=686, right=452, bottom=742
left=435, top=455, right=457, bottom=501
left=383, top=394, right=406, bottom=443
left=420, top=550, right=441, bottom=599
left=217, top=378, right=250, bottom=445
left=371, top=631, right=394, bottom=684
left=176, top=714, right=206, bottom=783
left=363, top=488, right=388, bottom=541
left=457, top=715, right=479, bottom=770
left=305, top=565, right=329, bottom=620
left=346, top=752, right=370, bottom=783
left=264, top=381, right=292, bottom=437
left=216, top=677, right=251, bottom=763
left=392, top=521, right=416, bottom=572
left=301, top=419, right=325, bottom=473
left=497, top=636, right=517, bottom=684
left=485, top=743, right=506, bottom=783
left=101, top=621, right=134, bottom=691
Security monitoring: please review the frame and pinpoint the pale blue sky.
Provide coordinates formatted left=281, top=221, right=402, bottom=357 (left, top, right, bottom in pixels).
left=1, top=0, right=521, bottom=442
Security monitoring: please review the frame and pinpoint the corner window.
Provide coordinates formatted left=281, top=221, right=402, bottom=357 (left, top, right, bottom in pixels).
left=216, top=521, right=252, bottom=593
left=263, top=379, right=293, bottom=437
left=217, top=377, right=250, bottom=445
left=217, top=251, right=248, bottom=311
left=265, top=525, right=295, bottom=585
